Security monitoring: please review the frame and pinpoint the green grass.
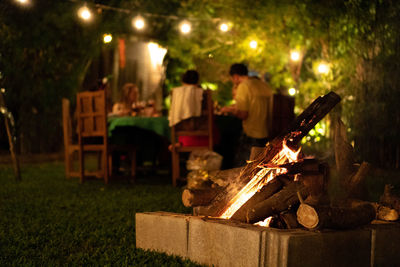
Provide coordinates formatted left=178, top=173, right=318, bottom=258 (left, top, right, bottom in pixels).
left=0, top=162, right=202, bottom=266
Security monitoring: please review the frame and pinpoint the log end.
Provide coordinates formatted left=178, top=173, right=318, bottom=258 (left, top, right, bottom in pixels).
left=296, top=203, right=319, bottom=229
left=182, top=189, right=194, bottom=207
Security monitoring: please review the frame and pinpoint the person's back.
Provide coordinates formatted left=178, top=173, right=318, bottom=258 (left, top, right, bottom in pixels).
left=236, top=77, right=273, bottom=139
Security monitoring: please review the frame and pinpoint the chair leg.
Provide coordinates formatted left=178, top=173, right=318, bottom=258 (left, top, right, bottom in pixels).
left=78, top=148, right=84, bottom=184
left=130, top=149, right=136, bottom=184
left=108, top=153, right=113, bottom=178
left=103, top=150, right=109, bottom=184
left=172, top=151, right=179, bottom=187
left=65, top=150, right=70, bottom=179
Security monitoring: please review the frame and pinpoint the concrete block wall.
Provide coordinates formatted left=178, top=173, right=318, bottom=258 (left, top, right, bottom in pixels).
left=188, top=217, right=266, bottom=267
left=135, top=212, right=190, bottom=258
left=135, top=212, right=400, bottom=267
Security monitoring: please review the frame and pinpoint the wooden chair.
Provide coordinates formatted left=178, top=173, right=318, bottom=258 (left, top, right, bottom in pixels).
left=62, top=98, right=79, bottom=178
left=170, top=89, right=214, bottom=187
left=76, top=90, right=137, bottom=184
left=76, top=90, right=110, bottom=183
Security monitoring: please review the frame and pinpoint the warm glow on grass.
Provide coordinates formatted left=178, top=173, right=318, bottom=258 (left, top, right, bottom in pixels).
left=15, top=0, right=30, bottom=5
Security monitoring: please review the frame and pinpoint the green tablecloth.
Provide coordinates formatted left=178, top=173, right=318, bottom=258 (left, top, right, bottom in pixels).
left=108, top=116, right=170, bottom=140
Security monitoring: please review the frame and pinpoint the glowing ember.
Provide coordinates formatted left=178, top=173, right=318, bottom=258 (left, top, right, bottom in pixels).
left=254, top=216, right=273, bottom=227
left=219, top=141, right=300, bottom=219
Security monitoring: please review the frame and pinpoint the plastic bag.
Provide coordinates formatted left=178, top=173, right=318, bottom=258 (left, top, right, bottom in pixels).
left=186, top=150, right=223, bottom=171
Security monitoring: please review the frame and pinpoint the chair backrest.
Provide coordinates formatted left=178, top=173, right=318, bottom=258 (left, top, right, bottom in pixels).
left=76, top=90, right=108, bottom=142
left=171, top=89, right=214, bottom=150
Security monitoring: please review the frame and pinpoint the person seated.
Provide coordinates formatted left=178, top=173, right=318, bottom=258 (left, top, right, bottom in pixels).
left=111, top=83, right=139, bottom=116
left=168, top=70, right=203, bottom=126
left=168, top=70, right=212, bottom=148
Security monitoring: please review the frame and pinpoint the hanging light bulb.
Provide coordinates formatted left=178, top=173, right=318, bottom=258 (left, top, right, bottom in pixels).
left=179, top=21, right=191, bottom=34
left=290, top=50, right=301, bottom=61
left=103, top=34, right=112, bottom=43
left=132, top=16, right=145, bottom=30
left=288, top=87, right=297, bottom=96
left=78, top=5, right=92, bottom=21
left=317, top=62, right=330, bottom=74
left=249, top=40, right=258, bottom=49
left=219, top=23, right=229, bottom=32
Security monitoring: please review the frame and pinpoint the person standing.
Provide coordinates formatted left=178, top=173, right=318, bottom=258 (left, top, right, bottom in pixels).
left=220, top=63, right=273, bottom=166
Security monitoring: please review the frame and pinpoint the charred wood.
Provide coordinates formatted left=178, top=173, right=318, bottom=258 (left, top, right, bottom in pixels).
left=234, top=181, right=309, bottom=224
left=230, top=178, right=283, bottom=221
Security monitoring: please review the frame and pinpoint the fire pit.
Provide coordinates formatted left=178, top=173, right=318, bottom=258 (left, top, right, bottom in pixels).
left=136, top=212, right=400, bottom=267
left=136, top=92, right=400, bottom=266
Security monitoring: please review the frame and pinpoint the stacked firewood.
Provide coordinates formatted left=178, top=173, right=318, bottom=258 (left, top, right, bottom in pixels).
left=182, top=92, right=400, bottom=230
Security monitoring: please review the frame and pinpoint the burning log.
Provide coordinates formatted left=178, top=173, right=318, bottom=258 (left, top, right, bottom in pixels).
left=198, top=92, right=341, bottom=218
left=296, top=202, right=376, bottom=230
left=232, top=181, right=309, bottom=223
left=229, top=177, right=283, bottom=221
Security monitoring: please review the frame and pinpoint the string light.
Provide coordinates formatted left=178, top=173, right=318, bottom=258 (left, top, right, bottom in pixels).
left=317, top=62, right=330, bottom=74
left=290, top=50, right=300, bottom=61
left=219, top=22, right=229, bottom=32
left=78, top=5, right=92, bottom=21
left=249, top=40, right=258, bottom=49
left=132, top=16, right=145, bottom=30
left=103, top=34, right=112, bottom=43
left=288, top=87, right=296, bottom=96
left=179, top=21, right=191, bottom=34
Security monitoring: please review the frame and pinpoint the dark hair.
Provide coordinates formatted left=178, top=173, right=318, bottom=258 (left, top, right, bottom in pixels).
left=229, top=63, right=248, bottom=76
left=181, top=70, right=199, bottom=85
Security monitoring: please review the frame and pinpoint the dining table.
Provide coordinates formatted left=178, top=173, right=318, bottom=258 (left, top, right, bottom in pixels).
left=107, top=114, right=243, bottom=171
left=107, top=116, right=171, bottom=170
left=108, top=116, right=170, bottom=141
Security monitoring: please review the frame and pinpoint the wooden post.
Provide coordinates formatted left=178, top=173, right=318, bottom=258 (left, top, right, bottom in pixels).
left=0, top=90, right=21, bottom=181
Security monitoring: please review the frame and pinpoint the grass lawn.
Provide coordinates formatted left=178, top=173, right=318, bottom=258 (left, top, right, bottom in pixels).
left=0, top=161, right=202, bottom=266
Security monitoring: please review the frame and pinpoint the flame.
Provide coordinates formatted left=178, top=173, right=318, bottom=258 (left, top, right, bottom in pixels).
left=254, top=216, right=273, bottom=227
left=219, top=141, right=300, bottom=219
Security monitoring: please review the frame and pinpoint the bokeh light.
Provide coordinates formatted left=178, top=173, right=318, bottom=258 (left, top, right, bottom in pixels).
left=219, top=23, right=229, bottom=32
left=317, top=63, right=330, bottom=74
left=249, top=40, right=258, bottom=49
left=288, top=87, right=296, bottom=96
left=78, top=5, right=92, bottom=21
left=103, top=34, right=112, bottom=43
left=132, top=16, right=145, bottom=30
left=179, top=21, right=191, bottom=34
left=290, top=51, right=300, bottom=61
